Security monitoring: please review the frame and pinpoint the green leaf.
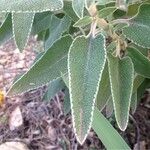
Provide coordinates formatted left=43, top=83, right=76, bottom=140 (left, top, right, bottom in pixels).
left=32, top=12, right=52, bottom=35
left=96, top=62, right=111, bottom=111
left=43, top=77, right=66, bottom=101
left=72, top=0, right=84, bottom=18
left=0, top=0, right=63, bottom=12
left=0, top=14, right=12, bottom=45
left=127, top=47, right=150, bottom=78
left=107, top=54, right=134, bottom=131
left=98, top=7, right=117, bottom=18
left=63, top=1, right=78, bottom=22
left=12, top=13, right=35, bottom=51
left=130, top=92, right=137, bottom=114
left=68, top=34, right=106, bottom=144
left=92, top=107, right=131, bottom=150
left=73, top=16, right=92, bottom=28
left=44, top=15, right=71, bottom=50
left=7, top=35, right=73, bottom=96
left=123, top=4, right=150, bottom=48
left=97, top=0, right=115, bottom=5
left=106, top=96, right=114, bottom=118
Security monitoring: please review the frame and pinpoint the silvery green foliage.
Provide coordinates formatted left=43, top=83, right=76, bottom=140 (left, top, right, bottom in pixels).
left=2, top=1, right=150, bottom=148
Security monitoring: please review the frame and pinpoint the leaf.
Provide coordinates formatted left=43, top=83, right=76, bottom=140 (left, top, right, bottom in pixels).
left=96, top=62, right=111, bottom=111
left=0, top=14, right=13, bottom=45
left=7, top=35, right=73, bottom=96
left=107, top=54, right=134, bottom=131
left=0, top=142, right=29, bottom=150
left=123, top=4, right=150, bottom=48
left=73, top=16, right=92, bottom=28
left=44, top=15, right=71, bottom=50
left=68, top=34, right=106, bottom=144
left=32, top=12, right=52, bottom=35
left=72, top=0, right=84, bottom=18
left=130, top=92, right=137, bottom=114
left=85, top=0, right=95, bottom=8
left=98, top=7, right=117, bottom=18
left=43, top=78, right=66, bottom=101
left=92, top=107, right=131, bottom=150
left=0, top=0, right=63, bottom=12
left=106, top=96, right=114, bottom=118
left=127, top=47, right=150, bottom=78
left=12, top=13, right=35, bottom=51
left=63, top=1, right=78, bottom=22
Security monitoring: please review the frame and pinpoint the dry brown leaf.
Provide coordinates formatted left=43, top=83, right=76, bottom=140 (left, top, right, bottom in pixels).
left=0, top=142, right=29, bottom=150
left=133, top=141, right=146, bottom=150
left=0, top=90, right=5, bottom=107
left=9, top=106, right=23, bottom=130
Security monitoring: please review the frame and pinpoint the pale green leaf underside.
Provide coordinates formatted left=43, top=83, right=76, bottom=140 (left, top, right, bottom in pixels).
left=72, top=0, right=84, bottom=18
left=0, top=0, right=63, bottom=12
left=123, top=4, right=150, bottom=48
left=68, top=34, right=106, bottom=144
left=92, top=107, right=130, bottom=150
left=127, top=47, right=150, bottom=78
left=108, top=54, right=134, bottom=131
left=7, top=35, right=72, bottom=96
left=12, top=13, right=34, bottom=51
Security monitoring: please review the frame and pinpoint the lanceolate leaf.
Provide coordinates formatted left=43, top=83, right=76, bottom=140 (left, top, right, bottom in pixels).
left=130, top=92, right=137, bottom=114
left=68, top=34, right=106, bottom=144
left=72, top=0, right=84, bottom=18
left=127, top=47, right=150, bottom=78
left=0, top=0, right=63, bottom=12
left=0, top=14, right=13, bottom=45
left=7, top=35, right=73, bottom=96
left=92, top=107, right=130, bottom=150
left=45, top=15, right=71, bottom=50
left=107, top=54, right=134, bottom=131
left=12, top=13, right=35, bottom=51
left=123, top=4, right=150, bottom=48
left=96, top=62, right=111, bottom=111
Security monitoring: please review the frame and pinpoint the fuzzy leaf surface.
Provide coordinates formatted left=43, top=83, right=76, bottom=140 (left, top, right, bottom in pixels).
left=127, top=47, right=150, bottom=78
left=12, top=13, right=34, bottom=51
left=68, top=34, right=106, bottom=144
left=108, top=54, right=134, bottom=131
left=123, top=4, right=150, bottom=48
left=7, top=35, right=72, bottom=96
left=0, top=0, right=63, bottom=12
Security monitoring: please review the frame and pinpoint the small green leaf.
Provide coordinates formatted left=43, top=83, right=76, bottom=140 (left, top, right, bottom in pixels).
left=127, top=47, right=150, bottom=78
left=68, top=34, right=106, bottom=144
left=96, top=62, right=111, bottom=111
left=7, top=35, right=73, bottom=96
left=107, top=54, right=134, bottom=131
left=123, top=4, right=150, bottom=48
left=12, top=13, right=35, bottom=51
left=98, top=7, right=117, bottom=18
left=0, top=14, right=12, bottom=45
left=44, top=15, right=71, bottom=50
left=74, top=16, right=92, bottom=28
left=0, top=0, right=63, bottom=12
left=92, top=107, right=130, bottom=150
left=72, top=0, right=84, bottom=18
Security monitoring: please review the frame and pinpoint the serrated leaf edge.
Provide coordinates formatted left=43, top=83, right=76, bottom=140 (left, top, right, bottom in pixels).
left=107, top=56, right=134, bottom=131
left=68, top=34, right=106, bottom=144
left=12, top=12, right=35, bottom=51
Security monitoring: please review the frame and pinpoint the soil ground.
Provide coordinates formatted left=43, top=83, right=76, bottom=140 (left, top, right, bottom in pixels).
left=0, top=39, right=149, bottom=150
